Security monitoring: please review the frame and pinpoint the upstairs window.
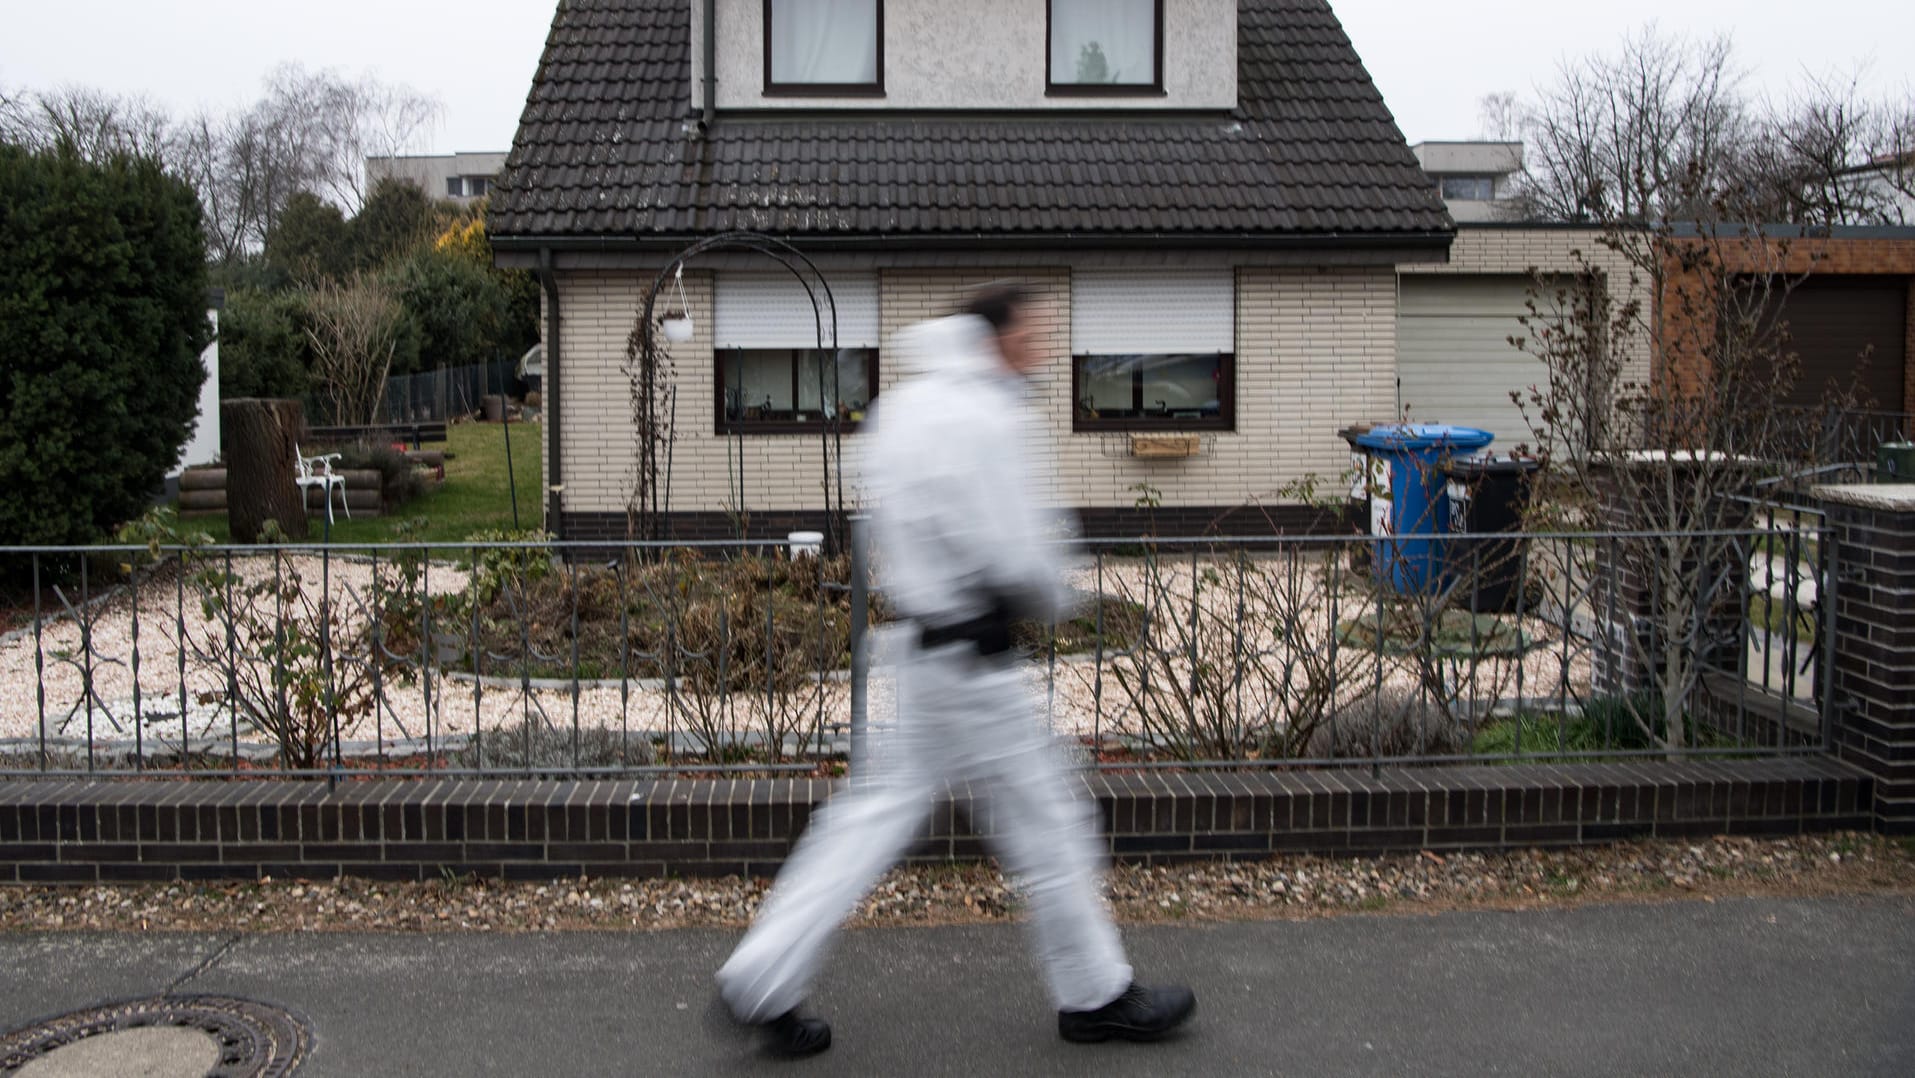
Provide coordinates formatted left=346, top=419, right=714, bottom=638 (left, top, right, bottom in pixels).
left=1049, top=0, right=1163, bottom=96
left=765, top=0, right=883, bottom=95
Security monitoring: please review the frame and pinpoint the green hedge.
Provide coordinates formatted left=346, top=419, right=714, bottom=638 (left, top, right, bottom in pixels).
left=0, top=144, right=211, bottom=550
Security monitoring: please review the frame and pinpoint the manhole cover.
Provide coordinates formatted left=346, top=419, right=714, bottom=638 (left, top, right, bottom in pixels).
left=0, top=996, right=310, bottom=1076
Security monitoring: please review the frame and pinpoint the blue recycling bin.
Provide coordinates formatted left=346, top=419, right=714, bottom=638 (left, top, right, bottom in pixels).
left=1354, top=424, right=1496, bottom=593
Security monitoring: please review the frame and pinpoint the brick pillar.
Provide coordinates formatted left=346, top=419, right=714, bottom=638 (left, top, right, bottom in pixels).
left=1815, top=484, right=1915, bottom=833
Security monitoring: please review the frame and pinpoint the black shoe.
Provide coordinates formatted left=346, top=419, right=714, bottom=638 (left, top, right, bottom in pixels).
left=1058, top=983, right=1197, bottom=1044
left=759, top=1009, right=832, bottom=1058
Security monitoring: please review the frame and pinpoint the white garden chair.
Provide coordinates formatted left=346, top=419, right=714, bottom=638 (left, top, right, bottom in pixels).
left=294, top=444, right=349, bottom=525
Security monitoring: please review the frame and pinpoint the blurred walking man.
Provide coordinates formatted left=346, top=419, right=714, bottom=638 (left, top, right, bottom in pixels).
left=715, top=285, right=1196, bottom=1058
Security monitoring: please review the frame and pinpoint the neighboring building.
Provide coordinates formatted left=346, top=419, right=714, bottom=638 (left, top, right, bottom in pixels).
left=1396, top=225, right=1648, bottom=441
left=490, top=0, right=1456, bottom=542
left=1842, top=151, right=1915, bottom=226
left=1660, top=228, right=1915, bottom=420
left=1411, top=141, right=1524, bottom=223
left=366, top=151, right=510, bottom=203
left=172, top=293, right=224, bottom=479
left=1396, top=140, right=1908, bottom=441
left=1391, top=142, right=1651, bottom=441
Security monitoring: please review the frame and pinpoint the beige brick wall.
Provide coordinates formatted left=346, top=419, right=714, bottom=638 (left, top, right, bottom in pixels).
left=553, top=267, right=867, bottom=517
left=551, top=264, right=1403, bottom=516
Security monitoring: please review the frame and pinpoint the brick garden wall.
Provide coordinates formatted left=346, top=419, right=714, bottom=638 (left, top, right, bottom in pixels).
left=0, top=759, right=1871, bottom=883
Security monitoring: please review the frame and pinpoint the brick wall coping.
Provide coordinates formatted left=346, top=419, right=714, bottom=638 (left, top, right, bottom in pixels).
left=1814, top=484, right=1915, bottom=511
left=0, top=758, right=1875, bottom=883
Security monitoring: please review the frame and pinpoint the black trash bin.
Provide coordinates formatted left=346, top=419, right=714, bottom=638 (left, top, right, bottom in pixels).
left=1443, top=457, right=1542, bottom=613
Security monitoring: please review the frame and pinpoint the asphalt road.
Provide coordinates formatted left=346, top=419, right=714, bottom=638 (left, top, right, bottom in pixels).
left=2, top=896, right=1911, bottom=1076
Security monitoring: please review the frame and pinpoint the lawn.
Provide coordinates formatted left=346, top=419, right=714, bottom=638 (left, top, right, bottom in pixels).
left=188, top=420, right=542, bottom=547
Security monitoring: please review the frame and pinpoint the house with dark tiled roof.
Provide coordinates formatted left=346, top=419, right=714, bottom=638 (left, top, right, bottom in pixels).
left=491, top=0, right=1465, bottom=541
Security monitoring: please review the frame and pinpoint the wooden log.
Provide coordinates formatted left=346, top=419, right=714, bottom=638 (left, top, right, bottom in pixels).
left=302, top=488, right=382, bottom=514
left=177, top=489, right=228, bottom=512
left=404, top=450, right=446, bottom=468
left=221, top=398, right=308, bottom=542
left=334, top=469, right=382, bottom=490
left=178, top=468, right=227, bottom=492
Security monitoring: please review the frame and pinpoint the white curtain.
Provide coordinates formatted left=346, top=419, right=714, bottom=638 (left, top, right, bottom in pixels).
left=770, top=0, right=879, bottom=85
left=1050, top=0, right=1156, bottom=86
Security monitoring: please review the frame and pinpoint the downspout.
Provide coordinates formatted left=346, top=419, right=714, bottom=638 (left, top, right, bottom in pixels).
left=702, top=0, right=717, bottom=129
left=537, top=248, right=564, bottom=538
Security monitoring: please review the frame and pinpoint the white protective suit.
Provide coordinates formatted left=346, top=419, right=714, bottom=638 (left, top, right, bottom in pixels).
left=716, top=314, right=1134, bottom=1022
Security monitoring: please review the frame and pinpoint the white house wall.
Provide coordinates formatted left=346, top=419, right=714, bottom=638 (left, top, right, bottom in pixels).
left=699, top=0, right=1238, bottom=112
left=171, top=308, right=221, bottom=477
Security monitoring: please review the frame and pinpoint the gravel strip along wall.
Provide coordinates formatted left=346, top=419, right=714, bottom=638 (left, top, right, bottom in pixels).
left=0, top=758, right=1871, bottom=883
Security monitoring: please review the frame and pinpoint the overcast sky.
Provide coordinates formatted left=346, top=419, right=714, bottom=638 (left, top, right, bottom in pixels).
left=2, top=1, right=1909, bottom=154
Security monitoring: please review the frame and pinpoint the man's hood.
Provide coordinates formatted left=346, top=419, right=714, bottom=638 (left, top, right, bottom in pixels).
left=889, top=314, right=1000, bottom=380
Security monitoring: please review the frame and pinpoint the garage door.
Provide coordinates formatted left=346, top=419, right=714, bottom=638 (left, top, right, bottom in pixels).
left=1398, top=276, right=1553, bottom=446
left=1759, top=277, right=1907, bottom=411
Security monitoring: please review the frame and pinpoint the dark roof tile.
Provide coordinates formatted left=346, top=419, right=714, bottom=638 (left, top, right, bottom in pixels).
left=491, top=0, right=1449, bottom=240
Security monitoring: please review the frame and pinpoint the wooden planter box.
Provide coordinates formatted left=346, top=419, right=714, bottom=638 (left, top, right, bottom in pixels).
left=1129, top=434, right=1203, bottom=460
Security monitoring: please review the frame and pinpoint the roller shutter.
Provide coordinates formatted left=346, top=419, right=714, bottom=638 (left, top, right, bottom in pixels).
left=714, top=272, right=880, bottom=349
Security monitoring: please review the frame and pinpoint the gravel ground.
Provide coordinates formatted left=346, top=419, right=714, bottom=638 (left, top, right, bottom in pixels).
left=0, top=554, right=1590, bottom=755
left=3, top=834, right=1907, bottom=934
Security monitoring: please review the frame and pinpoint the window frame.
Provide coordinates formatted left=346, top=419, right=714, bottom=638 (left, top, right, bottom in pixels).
left=715, top=347, right=882, bottom=436
left=1071, top=352, right=1236, bottom=433
left=1438, top=175, right=1497, bottom=201
left=762, top=0, right=886, bottom=98
left=1045, top=0, right=1166, bottom=98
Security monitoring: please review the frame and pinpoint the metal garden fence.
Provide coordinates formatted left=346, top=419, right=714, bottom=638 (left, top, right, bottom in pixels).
left=305, top=359, right=518, bottom=428
left=0, top=518, right=1833, bottom=780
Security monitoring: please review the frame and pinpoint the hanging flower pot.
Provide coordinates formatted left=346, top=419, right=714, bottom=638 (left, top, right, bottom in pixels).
left=658, top=263, right=695, bottom=343
left=660, top=314, right=694, bottom=343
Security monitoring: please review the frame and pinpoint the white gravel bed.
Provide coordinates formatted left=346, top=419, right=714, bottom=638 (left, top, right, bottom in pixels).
left=2, top=553, right=1597, bottom=760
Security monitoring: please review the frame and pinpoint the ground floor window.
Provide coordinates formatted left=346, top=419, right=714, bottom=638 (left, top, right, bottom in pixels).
left=718, top=348, right=878, bottom=433
left=1074, top=352, right=1234, bottom=430
left=1070, top=269, right=1235, bottom=432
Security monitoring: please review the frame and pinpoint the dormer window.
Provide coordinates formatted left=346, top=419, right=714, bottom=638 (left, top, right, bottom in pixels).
left=1048, top=0, right=1164, bottom=96
left=765, top=0, right=884, bottom=96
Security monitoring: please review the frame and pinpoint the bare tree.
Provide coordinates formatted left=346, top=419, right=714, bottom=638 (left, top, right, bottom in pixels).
left=1510, top=195, right=1821, bottom=752
left=1878, top=105, right=1915, bottom=211
left=3, top=69, right=441, bottom=265
left=260, top=64, right=441, bottom=214
left=0, top=86, right=31, bottom=146
left=0, top=84, right=175, bottom=161
left=1741, top=74, right=1915, bottom=226
left=1477, top=91, right=1521, bottom=142
left=304, top=274, right=407, bottom=426
left=1512, top=27, right=1749, bottom=222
